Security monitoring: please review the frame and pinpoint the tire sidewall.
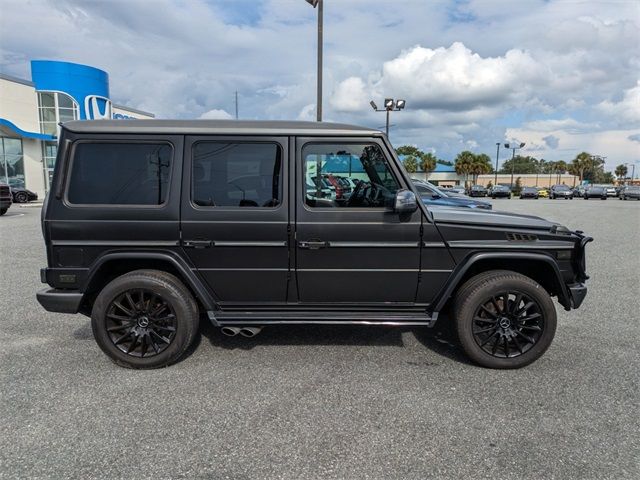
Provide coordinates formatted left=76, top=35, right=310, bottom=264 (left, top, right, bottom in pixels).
left=455, top=273, right=557, bottom=369
left=91, top=272, right=197, bottom=368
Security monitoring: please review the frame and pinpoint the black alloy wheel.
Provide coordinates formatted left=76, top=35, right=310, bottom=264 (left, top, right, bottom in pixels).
left=453, top=270, right=557, bottom=369
left=105, top=289, right=177, bottom=358
left=15, top=192, right=28, bottom=203
left=91, top=270, right=199, bottom=369
left=471, top=291, right=543, bottom=359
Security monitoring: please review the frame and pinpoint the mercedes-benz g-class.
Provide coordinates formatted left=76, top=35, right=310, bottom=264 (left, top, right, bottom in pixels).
left=37, top=120, right=592, bottom=369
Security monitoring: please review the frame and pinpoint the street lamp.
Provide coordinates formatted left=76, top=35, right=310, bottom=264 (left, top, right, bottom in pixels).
left=504, top=142, right=525, bottom=189
left=370, top=98, right=406, bottom=137
left=494, top=142, right=500, bottom=185
left=305, top=0, right=323, bottom=122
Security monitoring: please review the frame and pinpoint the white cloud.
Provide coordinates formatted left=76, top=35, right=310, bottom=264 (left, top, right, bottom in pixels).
left=329, top=77, right=368, bottom=112
left=597, top=82, right=640, bottom=124
left=198, top=109, right=233, bottom=120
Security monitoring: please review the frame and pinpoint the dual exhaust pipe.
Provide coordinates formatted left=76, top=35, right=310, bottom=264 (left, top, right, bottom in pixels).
left=220, top=326, right=263, bottom=338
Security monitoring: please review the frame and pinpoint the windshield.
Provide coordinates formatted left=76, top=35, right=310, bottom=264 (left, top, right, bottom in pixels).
left=555, top=185, right=570, bottom=191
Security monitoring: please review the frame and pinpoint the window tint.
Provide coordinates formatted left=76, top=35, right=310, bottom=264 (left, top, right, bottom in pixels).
left=303, top=143, right=399, bottom=208
left=67, top=143, right=172, bottom=205
left=192, top=142, right=282, bottom=208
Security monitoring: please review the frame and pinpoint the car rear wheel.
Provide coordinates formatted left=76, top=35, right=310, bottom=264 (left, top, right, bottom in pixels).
left=91, top=269, right=199, bottom=369
left=0, top=208, right=7, bottom=216
left=453, top=270, right=557, bottom=369
left=14, top=192, right=28, bottom=203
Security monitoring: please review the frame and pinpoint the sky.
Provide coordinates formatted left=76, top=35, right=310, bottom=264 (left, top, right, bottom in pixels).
left=1, top=0, right=639, bottom=170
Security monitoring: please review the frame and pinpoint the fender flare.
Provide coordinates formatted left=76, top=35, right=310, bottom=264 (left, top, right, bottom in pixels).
left=83, top=250, right=218, bottom=312
left=430, top=251, right=571, bottom=316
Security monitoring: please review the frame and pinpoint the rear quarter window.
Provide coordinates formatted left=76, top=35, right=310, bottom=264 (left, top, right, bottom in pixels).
left=66, top=142, right=172, bottom=205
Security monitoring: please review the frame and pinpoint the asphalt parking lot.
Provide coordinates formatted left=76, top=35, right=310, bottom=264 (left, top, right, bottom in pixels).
left=1, top=199, right=639, bottom=479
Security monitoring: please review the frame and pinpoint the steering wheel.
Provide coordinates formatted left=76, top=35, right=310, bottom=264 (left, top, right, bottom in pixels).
left=347, top=180, right=366, bottom=207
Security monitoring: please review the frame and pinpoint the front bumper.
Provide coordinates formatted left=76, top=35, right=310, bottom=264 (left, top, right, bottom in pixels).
left=568, top=283, right=588, bottom=309
left=37, top=288, right=83, bottom=314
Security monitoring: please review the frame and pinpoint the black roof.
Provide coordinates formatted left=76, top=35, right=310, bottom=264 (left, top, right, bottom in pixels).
left=62, top=119, right=381, bottom=136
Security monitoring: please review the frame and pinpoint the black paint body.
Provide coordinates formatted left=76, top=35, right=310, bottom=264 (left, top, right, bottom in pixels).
left=37, top=120, right=591, bottom=326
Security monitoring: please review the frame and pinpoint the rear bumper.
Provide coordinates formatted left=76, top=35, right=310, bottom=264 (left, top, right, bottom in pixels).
left=568, top=283, right=588, bottom=309
left=36, top=288, right=83, bottom=314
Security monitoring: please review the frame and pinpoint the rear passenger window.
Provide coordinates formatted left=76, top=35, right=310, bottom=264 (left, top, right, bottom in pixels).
left=192, top=142, right=282, bottom=208
left=67, top=142, right=172, bottom=205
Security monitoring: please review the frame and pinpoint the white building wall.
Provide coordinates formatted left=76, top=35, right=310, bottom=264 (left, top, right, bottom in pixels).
left=23, top=139, right=45, bottom=197
left=0, top=77, right=40, bottom=132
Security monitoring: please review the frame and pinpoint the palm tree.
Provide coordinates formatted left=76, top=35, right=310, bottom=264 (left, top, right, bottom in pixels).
left=420, top=152, right=437, bottom=174
left=567, top=152, right=592, bottom=182
left=615, top=164, right=628, bottom=182
left=455, top=151, right=475, bottom=187
left=470, top=154, right=492, bottom=184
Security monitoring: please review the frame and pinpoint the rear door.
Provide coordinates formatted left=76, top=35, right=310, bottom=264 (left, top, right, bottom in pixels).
left=294, top=137, right=422, bottom=305
left=180, top=136, right=290, bottom=306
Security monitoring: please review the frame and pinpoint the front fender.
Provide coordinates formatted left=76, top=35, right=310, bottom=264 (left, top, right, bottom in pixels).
left=430, top=251, right=571, bottom=316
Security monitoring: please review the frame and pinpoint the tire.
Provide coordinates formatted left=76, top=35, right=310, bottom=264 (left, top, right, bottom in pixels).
left=91, top=269, right=199, bottom=369
left=453, top=270, right=557, bottom=369
left=0, top=208, right=7, bottom=216
left=14, top=192, right=28, bottom=203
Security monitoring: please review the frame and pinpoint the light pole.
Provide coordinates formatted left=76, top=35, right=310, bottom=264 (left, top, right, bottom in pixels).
left=305, top=0, right=323, bottom=121
left=370, top=99, right=406, bottom=138
left=504, top=142, right=525, bottom=189
left=536, top=158, right=542, bottom=187
left=494, top=142, right=500, bottom=185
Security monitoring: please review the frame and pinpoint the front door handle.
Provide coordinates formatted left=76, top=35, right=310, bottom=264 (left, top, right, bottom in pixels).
left=183, top=239, right=213, bottom=248
left=299, top=240, right=329, bottom=250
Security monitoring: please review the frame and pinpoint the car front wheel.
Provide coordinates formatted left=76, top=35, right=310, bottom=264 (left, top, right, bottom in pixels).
left=453, top=270, right=557, bottom=369
left=0, top=208, right=7, bottom=216
left=14, top=192, right=28, bottom=203
left=91, top=269, right=199, bottom=369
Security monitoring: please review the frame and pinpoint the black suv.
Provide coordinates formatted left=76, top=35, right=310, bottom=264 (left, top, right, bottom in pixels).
left=37, top=120, right=592, bottom=369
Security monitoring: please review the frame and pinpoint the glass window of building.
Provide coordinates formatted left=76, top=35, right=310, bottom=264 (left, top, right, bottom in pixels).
left=38, top=92, right=79, bottom=137
left=0, top=137, right=25, bottom=189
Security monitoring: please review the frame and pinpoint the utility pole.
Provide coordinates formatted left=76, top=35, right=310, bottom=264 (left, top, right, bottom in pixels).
left=235, top=91, right=238, bottom=119
left=504, top=142, right=525, bottom=189
left=494, top=142, right=500, bottom=185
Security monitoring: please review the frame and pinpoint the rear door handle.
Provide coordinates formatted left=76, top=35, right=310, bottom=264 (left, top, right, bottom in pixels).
left=299, top=240, right=329, bottom=249
left=183, top=239, right=213, bottom=248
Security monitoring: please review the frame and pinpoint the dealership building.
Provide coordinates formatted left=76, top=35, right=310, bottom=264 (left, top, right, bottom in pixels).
left=0, top=60, right=154, bottom=197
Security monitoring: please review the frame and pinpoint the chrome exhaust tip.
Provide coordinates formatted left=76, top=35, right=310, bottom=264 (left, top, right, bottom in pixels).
left=221, top=326, right=241, bottom=337
left=239, top=326, right=263, bottom=338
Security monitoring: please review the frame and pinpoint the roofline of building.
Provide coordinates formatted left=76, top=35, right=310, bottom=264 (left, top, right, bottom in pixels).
left=112, top=104, right=156, bottom=118
left=0, top=72, right=35, bottom=87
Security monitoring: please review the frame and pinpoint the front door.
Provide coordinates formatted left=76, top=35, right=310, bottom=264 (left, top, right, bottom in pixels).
left=294, top=138, right=422, bottom=305
left=180, top=136, right=290, bottom=306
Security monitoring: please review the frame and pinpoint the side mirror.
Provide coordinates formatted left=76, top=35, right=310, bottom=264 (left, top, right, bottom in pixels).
left=394, top=189, right=418, bottom=214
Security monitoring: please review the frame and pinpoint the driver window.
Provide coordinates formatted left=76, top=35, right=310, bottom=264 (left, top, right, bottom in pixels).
left=302, top=143, right=399, bottom=208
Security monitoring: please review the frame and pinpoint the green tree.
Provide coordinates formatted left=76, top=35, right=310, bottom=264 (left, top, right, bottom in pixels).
left=454, top=151, right=475, bottom=186
left=403, top=156, right=418, bottom=174
left=499, top=155, right=539, bottom=174
left=420, top=152, right=437, bottom=174
left=615, top=164, right=628, bottom=180
left=567, top=152, right=593, bottom=182
left=395, top=145, right=422, bottom=157
left=514, top=177, right=523, bottom=196
left=470, top=153, right=493, bottom=184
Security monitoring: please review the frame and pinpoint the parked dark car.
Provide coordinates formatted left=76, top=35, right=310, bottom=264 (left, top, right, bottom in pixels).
left=413, top=179, right=492, bottom=210
left=619, top=185, right=640, bottom=200
left=468, top=185, right=488, bottom=197
left=0, top=183, right=12, bottom=215
left=520, top=187, right=539, bottom=199
left=37, top=119, right=592, bottom=370
left=490, top=185, right=512, bottom=199
left=549, top=184, right=573, bottom=200
left=11, top=187, right=38, bottom=203
left=583, top=186, right=607, bottom=199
